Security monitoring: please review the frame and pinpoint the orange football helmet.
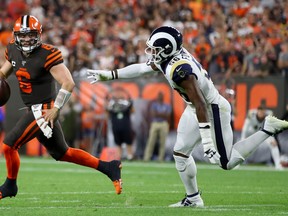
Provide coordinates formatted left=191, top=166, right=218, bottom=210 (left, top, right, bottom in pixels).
left=13, top=15, right=42, bottom=53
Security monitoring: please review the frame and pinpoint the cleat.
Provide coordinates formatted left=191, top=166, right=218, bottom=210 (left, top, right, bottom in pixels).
left=0, top=178, right=18, bottom=200
left=275, top=164, right=284, bottom=171
left=169, top=193, right=204, bottom=208
left=98, top=160, right=122, bottom=194
left=112, top=179, right=122, bottom=195
left=263, top=115, right=288, bottom=135
left=108, top=161, right=122, bottom=194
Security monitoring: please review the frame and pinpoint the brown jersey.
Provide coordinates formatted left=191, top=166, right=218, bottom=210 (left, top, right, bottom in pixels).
left=5, top=41, right=63, bottom=106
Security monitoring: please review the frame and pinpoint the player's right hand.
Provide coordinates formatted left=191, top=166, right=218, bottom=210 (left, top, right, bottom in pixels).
left=203, top=142, right=220, bottom=164
left=87, top=69, right=113, bottom=84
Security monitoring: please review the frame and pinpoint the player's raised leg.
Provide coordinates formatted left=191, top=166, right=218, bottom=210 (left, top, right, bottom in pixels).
left=228, top=115, right=288, bottom=170
left=59, top=147, right=122, bottom=194
left=40, top=122, right=123, bottom=195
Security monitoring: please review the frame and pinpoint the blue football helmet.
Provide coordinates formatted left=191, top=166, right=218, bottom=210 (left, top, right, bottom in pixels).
left=145, top=26, right=183, bottom=64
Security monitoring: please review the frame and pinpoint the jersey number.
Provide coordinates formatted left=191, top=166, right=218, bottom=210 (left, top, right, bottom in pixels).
left=16, top=68, right=32, bottom=94
left=191, top=56, right=211, bottom=80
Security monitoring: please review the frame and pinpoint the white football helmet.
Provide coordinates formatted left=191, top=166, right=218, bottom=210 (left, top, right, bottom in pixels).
left=145, top=26, right=183, bottom=64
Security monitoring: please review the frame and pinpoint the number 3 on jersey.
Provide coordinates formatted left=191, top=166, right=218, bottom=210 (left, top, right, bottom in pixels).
left=16, top=68, right=32, bottom=94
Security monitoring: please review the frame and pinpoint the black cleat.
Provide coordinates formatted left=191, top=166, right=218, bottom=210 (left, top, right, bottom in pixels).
left=0, top=178, right=18, bottom=200
left=98, top=160, right=122, bottom=194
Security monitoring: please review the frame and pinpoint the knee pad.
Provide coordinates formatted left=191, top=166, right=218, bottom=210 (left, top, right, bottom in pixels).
left=173, top=154, right=196, bottom=174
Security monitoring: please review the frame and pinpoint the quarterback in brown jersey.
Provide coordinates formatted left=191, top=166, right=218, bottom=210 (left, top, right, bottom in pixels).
left=0, top=15, right=122, bottom=199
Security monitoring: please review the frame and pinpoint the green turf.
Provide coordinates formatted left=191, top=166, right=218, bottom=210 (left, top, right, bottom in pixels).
left=0, top=157, right=287, bottom=216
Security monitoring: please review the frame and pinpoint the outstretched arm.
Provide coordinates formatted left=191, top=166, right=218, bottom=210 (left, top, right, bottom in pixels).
left=87, top=63, right=157, bottom=84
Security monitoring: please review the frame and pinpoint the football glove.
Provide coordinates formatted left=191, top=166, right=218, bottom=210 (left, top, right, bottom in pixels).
left=199, top=122, right=220, bottom=164
left=203, top=141, right=220, bottom=164
left=87, top=69, right=115, bottom=84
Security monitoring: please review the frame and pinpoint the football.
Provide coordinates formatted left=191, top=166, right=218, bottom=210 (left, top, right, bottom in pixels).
left=0, top=77, right=11, bottom=106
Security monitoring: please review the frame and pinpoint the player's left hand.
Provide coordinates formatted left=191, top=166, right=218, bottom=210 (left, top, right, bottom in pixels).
left=203, top=142, right=220, bottom=164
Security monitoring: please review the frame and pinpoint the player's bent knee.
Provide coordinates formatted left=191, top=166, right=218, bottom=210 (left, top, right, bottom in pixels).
left=226, top=158, right=244, bottom=170
left=49, top=148, right=68, bottom=161
left=226, top=149, right=245, bottom=170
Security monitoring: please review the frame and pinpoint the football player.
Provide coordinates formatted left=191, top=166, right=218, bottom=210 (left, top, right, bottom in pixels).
left=87, top=26, right=288, bottom=207
left=0, top=15, right=122, bottom=200
left=241, top=106, right=283, bottom=170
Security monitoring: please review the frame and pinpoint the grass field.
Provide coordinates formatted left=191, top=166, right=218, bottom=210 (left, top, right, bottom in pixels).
left=0, top=157, right=287, bottom=216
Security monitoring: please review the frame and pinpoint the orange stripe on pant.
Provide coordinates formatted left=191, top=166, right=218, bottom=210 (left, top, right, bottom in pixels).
left=13, top=120, right=39, bottom=149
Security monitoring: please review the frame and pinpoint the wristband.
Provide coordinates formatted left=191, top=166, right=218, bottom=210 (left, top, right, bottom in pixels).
left=0, top=70, right=7, bottom=79
left=199, top=122, right=211, bottom=129
left=54, top=88, right=71, bottom=109
left=111, top=69, right=119, bottom=80
left=199, top=122, right=212, bottom=144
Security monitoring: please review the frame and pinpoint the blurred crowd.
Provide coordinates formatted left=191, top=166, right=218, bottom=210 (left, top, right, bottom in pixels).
left=0, top=0, right=288, bottom=160
left=0, top=0, right=288, bottom=84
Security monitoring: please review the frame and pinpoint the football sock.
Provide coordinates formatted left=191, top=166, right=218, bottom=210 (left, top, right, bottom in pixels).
left=187, top=191, right=200, bottom=199
left=232, top=131, right=269, bottom=159
left=227, top=149, right=245, bottom=170
left=60, top=147, right=99, bottom=169
left=2, top=144, right=20, bottom=179
left=97, top=160, right=121, bottom=179
left=269, top=144, right=281, bottom=168
left=227, top=131, right=270, bottom=169
left=174, top=155, right=199, bottom=195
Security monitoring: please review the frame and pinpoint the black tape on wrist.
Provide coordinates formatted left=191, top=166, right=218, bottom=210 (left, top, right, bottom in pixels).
left=111, top=69, right=119, bottom=79
left=199, top=125, right=211, bottom=129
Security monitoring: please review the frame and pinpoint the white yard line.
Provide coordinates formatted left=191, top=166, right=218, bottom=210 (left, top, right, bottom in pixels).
left=1, top=157, right=286, bottom=172
left=0, top=204, right=285, bottom=210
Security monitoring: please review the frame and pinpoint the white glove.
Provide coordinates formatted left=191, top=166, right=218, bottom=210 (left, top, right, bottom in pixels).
left=31, top=104, right=53, bottom=139
left=203, top=141, right=220, bottom=164
left=199, top=122, right=220, bottom=164
left=87, top=69, right=114, bottom=84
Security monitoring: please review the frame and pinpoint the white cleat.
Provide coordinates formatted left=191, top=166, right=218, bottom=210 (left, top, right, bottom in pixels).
left=169, top=194, right=204, bottom=208
left=263, top=115, right=288, bottom=135
left=275, top=164, right=284, bottom=171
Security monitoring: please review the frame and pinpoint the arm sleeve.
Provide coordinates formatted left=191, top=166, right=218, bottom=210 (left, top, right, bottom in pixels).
left=117, top=63, right=155, bottom=79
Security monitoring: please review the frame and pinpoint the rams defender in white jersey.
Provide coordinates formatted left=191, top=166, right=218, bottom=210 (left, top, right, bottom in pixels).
left=87, top=26, right=288, bottom=207
left=241, top=106, right=283, bottom=170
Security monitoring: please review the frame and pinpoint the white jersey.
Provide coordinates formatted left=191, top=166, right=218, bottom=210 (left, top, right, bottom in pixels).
left=153, top=48, right=220, bottom=108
